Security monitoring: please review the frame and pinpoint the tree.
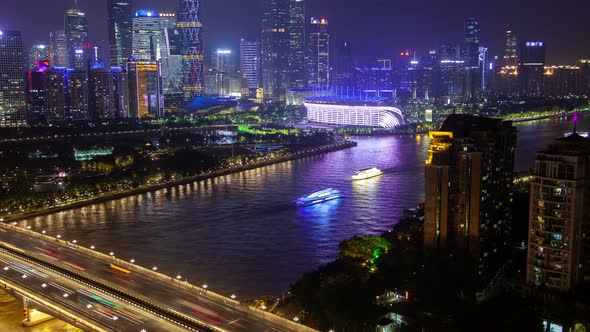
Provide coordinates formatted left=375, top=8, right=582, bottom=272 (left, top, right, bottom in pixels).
left=112, top=144, right=137, bottom=170
left=339, top=235, right=390, bottom=269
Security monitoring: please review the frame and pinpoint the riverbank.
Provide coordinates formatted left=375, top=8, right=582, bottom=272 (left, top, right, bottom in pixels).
left=1, top=141, right=357, bottom=222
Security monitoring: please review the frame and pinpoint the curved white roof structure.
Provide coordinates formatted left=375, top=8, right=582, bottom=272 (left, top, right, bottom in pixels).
left=304, top=102, right=405, bottom=128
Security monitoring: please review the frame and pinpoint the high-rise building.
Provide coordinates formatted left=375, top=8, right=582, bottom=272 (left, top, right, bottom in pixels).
left=306, top=17, right=330, bottom=87
left=28, top=44, right=50, bottom=71
left=49, top=30, right=68, bottom=68
left=578, top=59, right=590, bottom=95
left=213, top=49, right=238, bottom=77
left=526, top=132, right=590, bottom=291
left=44, top=67, right=68, bottom=121
left=159, top=13, right=177, bottom=29
left=27, top=61, right=50, bottom=118
left=424, top=115, right=516, bottom=284
left=288, top=0, right=305, bottom=89
left=108, top=0, right=133, bottom=67
left=519, top=41, right=546, bottom=97
left=127, top=60, right=164, bottom=118
left=158, top=27, right=183, bottom=103
left=67, top=70, right=89, bottom=120
left=463, top=18, right=481, bottom=103
left=240, top=39, right=261, bottom=91
left=544, top=65, right=583, bottom=96
left=88, top=67, right=129, bottom=119
left=332, top=40, right=353, bottom=87
left=0, top=30, right=26, bottom=127
left=261, top=0, right=290, bottom=100
left=132, top=10, right=160, bottom=61
left=495, top=30, right=519, bottom=96
left=177, top=0, right=204, bottom=100
left=65, top=9, right=89, bottom=70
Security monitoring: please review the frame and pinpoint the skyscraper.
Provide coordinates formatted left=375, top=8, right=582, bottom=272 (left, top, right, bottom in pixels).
left=49, top=30, right=68, bottom=68
left=176, top=0, right=204, bottom=100
left=132, top=10, right=160, bottom=61
left=306, top=17, right=330, bottom=87
left=463, top=18, right=481, bottom=103
left=89, top=67, right=129, bottom=119
left=519, top=41, right=546, bottom=97
left=65, top=9, right=89, bottom=70
left=240, top=39, right=261, bottom=91
left=68, top=70, right=89, bottom=120
left=526, top=132, right=590, bottom=291
left=424, top=115, right=516, bottom=285
left=108, top=0, right=133, bottom=67
left=503, top=30, right=518, bottom=68
left=127, top=60, right=164, bottom=118
left=0, top=30, right=26, bottom=127
left=288, top=0, right=305, bottom=89
left=27, top=44, right=50, bottom=71
left=495, top=30, right=519, bottom=96
left=261, top=0, right=290, bottom=100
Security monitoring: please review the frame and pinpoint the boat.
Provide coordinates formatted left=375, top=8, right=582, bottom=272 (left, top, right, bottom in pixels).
left=352, top=167, right=383, bottom=180
left=295, top=188, right=343, bottom=206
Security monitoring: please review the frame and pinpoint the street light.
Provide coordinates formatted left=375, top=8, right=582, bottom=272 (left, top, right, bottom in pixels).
left=109, top=252, right=115, bottom=257
left=86, top=304, right=92, bottom=309
left=3, top=267, right=8, bottom=271
left=130, top=259, right=135, bottom=264
left=63, top=293, right=68, bottom=298
left=22, top=274, right=27, bottom=279
left=230, top=294, right=236, bottom=300
left=41, top=283, right=47, bottom=288
left=56, top=235, right=61, bottom=239
left=72, top=240, right=77, bottom=244
left=202, top=284, right=208, bottom=289
left=152, top=266, right=158, bottom=271
left=293, top=317, right=299, bottom=322
left=41, top=230, right=46, bottom=234
left=26, top=226, right=31, bottom=230
left=90, top=245, right=95, bottom=250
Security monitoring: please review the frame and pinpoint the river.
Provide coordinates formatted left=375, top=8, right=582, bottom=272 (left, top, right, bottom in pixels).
left=18, top=114, right=587, bottom=300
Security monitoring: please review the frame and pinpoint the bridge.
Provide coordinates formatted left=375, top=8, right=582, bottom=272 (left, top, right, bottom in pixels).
left=0, top=222, right=318, bottom=332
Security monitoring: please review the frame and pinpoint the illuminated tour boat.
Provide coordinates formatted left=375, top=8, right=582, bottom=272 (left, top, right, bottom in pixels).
left=295, top=188, right=344, bottom=206
left=352, top=167, right=383, bottom=180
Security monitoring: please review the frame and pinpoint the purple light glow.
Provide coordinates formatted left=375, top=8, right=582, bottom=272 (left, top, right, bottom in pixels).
left=573, top=114, right=579, bottom=122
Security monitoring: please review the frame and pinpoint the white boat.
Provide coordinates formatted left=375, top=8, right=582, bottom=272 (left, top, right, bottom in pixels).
left=295, top=188, right=343, bottom=206
left=352, top=167, right=383, bottom=180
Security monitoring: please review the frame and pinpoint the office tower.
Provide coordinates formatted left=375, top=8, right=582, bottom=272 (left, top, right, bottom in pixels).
left=519, top=41, right=546, bottom=97
left=0, top=30, right=26, bottom=127
left=108, top=0, right=133, bottom=67
left=68, top=70, right=89, bottom=120
left=288, top=0, right=305, bottom=89
left=352, top=65, right=394, bottom=96
left=65, top=9, right=89, bottom=70
left=28, top=44, right=50, bottom=70
left=49, top=31, right=68, bottom=68
left=127, top=60, right=164, bottom=118
left=463, top=18, right=481, bottom=103
left=27, top=61, right=50, bottom=118
left=332, top=40, right=353, bottom=87
left=306, top=17, right=330, bottom=87
left=437, top=43, right=465, bottom=104
left=159, top=27, right=183, bottom=103
left=424, top=115, right=516, bottom=283
left=526, top=132, right=590, bottom=291
left=132, top=10, right=160, bottom=60
left=89, top=67, right=129, bottom=119
left=240, top=39, right=261, bottom=91
left=261, top=0, right=290, bottom=100
left=213, top=49, right=238, bottom=77
left=496, top=30, right=519, bottom=96
left=503, top=30, right=518, bottom=68
left=159, top=13, right=177, bottom=29
left=177, top=0, right=204, bottom=100
left=44, top=68, right=68, bottom=120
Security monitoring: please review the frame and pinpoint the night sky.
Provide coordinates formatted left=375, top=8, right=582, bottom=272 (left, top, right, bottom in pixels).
left=2, top=0, right=589, bottom=64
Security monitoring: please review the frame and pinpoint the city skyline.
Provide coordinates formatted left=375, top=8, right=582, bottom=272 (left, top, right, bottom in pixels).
left=2, top=0, right=589, bottom=64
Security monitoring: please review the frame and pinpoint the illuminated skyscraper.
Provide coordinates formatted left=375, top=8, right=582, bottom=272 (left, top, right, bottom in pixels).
left=240, top=39, right=261, bottom=90
left=261, top=0, right=290, bottom=100
left=519, top=41, right=546, bottom=97
left=89, top=68, right=129, bottom=119
left=108, top=0, right=133, bottom=67
left=127, top=60, right=164, bottom=118
left=503, top=30, right=518, bottom=68
left=526, top=132, right=590, bottom=291
left=288, top=0, right=305, bottom=89
left=463, top=18, right=481, bottom=103
left=176, top=0, right=204, bottom=100
left=68, top=70, right=89, bottom=120
left=132, top=10, right=160, bottom=61
left=0, top=30, right=26, bottom=127
left=28, top=44, right=50, bottom=70
left=306, top=17, right=330, bottom=87
left=65, top=9, right=89, bottom=70
left=49, top=30, right=68, bottom=68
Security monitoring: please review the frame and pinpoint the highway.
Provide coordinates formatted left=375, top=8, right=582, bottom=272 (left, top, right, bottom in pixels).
left=0, top=225, right=310, bottom=332
left=0, top=250, right=188, bottom=331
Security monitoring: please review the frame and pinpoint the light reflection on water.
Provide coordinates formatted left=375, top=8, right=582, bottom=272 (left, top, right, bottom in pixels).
left=20, top=114, right=588, bottom=298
